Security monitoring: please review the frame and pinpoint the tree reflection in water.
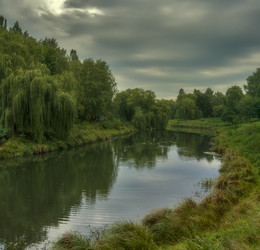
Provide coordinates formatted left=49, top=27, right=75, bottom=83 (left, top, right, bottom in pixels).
left=0, top=141, right=117, bottom=247
left=0, top=131, right=215, bottom=247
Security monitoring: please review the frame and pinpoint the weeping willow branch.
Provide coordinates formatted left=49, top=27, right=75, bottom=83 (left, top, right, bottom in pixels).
left=0, top=66, right=76, bottom=142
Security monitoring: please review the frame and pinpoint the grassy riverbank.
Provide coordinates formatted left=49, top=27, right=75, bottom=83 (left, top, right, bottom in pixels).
left=169, top=118, right=260, bottom=166
left=167, top=118, right=231, bottom=135
left=52, top=118, right=260, bottom=249
left=0, top=120, right=134, bottom=159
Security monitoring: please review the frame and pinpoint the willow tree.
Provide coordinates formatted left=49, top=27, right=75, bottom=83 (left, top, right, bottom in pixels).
left=151, top=100, right=171, bottom=129
left=132, top=101, right=170, bottom=130
left=176, top=96, right=202, bottom=120
left=0, top=66, right=76, bottom=142
left=114, top=88, right=170, bottom=130
left=114, top=88, right=156, bottom=122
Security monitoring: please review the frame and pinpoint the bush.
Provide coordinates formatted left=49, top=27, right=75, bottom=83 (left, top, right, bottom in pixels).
left=0, top=125, right=10, bottom=140
left=101, top=119, right=123, bottom=130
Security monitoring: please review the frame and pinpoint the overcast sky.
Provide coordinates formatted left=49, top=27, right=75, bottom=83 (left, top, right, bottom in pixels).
left=1, top=0, right=260, bottom=98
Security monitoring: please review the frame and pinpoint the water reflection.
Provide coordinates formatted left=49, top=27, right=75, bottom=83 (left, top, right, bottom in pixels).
left=0, top=141, right=117, bottom=247
left=0, top=131, right=217, bottom=248
left=113, top=131, right=214, bottom=168
left=173, top=132, right=214, bottom=162
left=113, top=131, right=170, bottom=168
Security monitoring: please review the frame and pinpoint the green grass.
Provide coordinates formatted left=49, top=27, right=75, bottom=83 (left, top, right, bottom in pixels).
left=172, top=189, right=260, bottom=250
left=53, top=231, right=91, bottom=249
left=167, top=118, right=230, bottom=129
left=169, top=118, right=260, bottom=168
left=93, top=222, right=157, bottom=250
left=224, top=122, right=260, bottom=166
left=166, top=118, right=229, bottom=136
left=0, top=120, right=134, bottom=160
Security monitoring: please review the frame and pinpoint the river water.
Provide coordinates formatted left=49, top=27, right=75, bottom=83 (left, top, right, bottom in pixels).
left=0, top=131, right=220, bottom=249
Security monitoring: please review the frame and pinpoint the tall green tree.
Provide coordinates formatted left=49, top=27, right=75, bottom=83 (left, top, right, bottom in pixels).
left=205, top=87, right=214, bottom=97
left=193, top=89, right=213, bottom=117
left=175, top=91, right=202, bottom=120
left=70, top=49, right=79, bottom=61
left=11, top=21, right=22, bottom=34
left=41, top=37, right=69, bottom=75
left=79, top=59, right=117, bottom=121
left=225, top=85, right=244, bottom=110
left=244, top=68, right=260, bottom=97
left=179, top=88, right=185, bottom=95
left=176, top=97, right=202, bottom=120
left=151, top=100, right=171, bottom=129
left=0, top=67, right=76, bottom=142
left=0, top=15, right=7, bottom=29
left=114, top=88, right=170, bottom=130
left=114, top=88, right=155, bottom=121
left=114, top=89, right=135, bottom=121
left=212, top=91, right=225, bottom=118
left=212, top=91, right=225, bottom=106
left=69, top=50, right=82, bottom=83
left=221, top=85, right=244, bottom=123
left=237, top=95, right=256, bottom=122
left=160, top=99, right=176, bottom=119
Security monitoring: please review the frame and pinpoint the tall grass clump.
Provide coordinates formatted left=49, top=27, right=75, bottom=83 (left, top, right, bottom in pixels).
left=183, top=192, right=260, bottom=250
left=93, top=221, right=156, bottom=250
left=53, top=231, right=91, bottom=249
left=142, top=199, right=199, bottom=244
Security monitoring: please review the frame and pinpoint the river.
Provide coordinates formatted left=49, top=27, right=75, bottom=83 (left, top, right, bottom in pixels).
left=0, top=131, right=220, bottom=249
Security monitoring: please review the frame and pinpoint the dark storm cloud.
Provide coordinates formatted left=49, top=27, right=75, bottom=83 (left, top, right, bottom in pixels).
left=1, top=0, right=260, bottom=98
left=64, top=0, right=123, bottom=9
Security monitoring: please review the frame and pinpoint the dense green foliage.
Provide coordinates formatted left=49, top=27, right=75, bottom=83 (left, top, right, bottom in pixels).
left=170, top=69, right=260, bottom=124
left=0, top=19, right=120, bottom=143
left=79, top=58, right=117, bottom=121
left=114, top=88, right=171, bottom=130
left=1, top=67, right=76, bottom=142
left=0, top=16, right=173, bottom=144
left=244, top=68, right=260, bottom=97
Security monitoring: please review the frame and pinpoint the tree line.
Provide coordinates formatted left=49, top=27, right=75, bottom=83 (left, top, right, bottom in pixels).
left=172, top=72, right=260, bottom=123
left=0, top=16, right=260, bottom=143
left=0, top=16, right=171, bottom=143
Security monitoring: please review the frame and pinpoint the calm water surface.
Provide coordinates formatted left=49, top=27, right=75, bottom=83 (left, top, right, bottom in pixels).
left=0, top=131, right=220, bottom=248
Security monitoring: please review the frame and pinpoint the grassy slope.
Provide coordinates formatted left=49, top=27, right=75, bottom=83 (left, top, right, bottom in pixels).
left=167, top=118, right=231, bottom=136
left=0, top=120, right=134, bottom=159
left=52, top=118, right=260, bottom=249
left=161, top=118, right=260, bottom=249
left=171, top=190, right=260, bottom=250
left=169, top=118, right=260, bottom=166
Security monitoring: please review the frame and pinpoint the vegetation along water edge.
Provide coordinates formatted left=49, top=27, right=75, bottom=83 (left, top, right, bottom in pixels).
left=0, top=120, right=134, bottom=159
left=52, top=119, right=260, bottom=249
